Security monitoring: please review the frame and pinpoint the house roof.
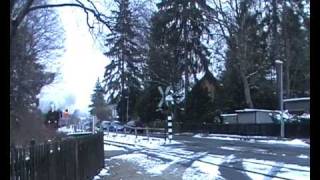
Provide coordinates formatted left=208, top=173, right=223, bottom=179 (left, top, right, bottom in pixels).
left=283, top=97, right=310, bottom=102
left=199, top=70, right=219, bottom=85
left=221, top=113, right=237, bottom=117
left=235, top=109, right=280, bottom=113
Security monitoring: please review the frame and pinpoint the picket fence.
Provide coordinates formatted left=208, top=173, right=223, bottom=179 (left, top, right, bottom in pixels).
left=10, top=132, right=104, bottom=180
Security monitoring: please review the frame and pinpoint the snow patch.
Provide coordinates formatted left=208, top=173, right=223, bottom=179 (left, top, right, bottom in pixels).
left=182, top=154, right=226, bottom=180
left=111, top=153, right=166, bottom=176
left=194, top=134, right=239, bottom=141
left=242, top=158, right=310, bottom=180
left=57, top=126, right=75, bottom=134
left=297, top=154, right=309, bottom=159
left=92, top=167, right=110, bottom=179
left=257, top=139, right=310, bottom=147
left=98, top=168, right=110, bottom=176
left=104, top=144, right=127, bottom=151
left=194, top=134, right=310, bottom=147
left=104, top=132, right=181, bottom=149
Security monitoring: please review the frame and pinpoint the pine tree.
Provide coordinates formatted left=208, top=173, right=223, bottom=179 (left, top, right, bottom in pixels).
left=279, top=0, right=309, bottom=98
left=152, top=0, right=213, bottom=97
left=89, top=78, right=111, bottom=121
left=103, top=0, right=143, bottom=122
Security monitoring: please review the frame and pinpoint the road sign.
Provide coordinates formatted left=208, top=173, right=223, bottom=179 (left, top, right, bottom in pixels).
left=158, top=86, right=164, bottom=108
left=158, top=86, right=173, bottom=108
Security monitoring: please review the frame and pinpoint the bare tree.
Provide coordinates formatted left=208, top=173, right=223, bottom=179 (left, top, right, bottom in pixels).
left=208, top=0, right=271, bottom=108
left=10, top=0, right=113, bottom=42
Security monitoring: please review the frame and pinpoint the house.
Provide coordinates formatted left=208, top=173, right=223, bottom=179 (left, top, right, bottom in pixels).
left=197, top=70, right=220, bottom=99
left=283, top=97, right=310, bottom=115
left=106, top=104, right=118, bottom=119
left=221, top=113, right=238, bottom=124
left=234, top=109, right=279, bottom=124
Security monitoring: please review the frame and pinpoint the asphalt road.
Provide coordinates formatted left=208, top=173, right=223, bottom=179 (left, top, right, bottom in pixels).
left=101, top=134, right=309, bottom=180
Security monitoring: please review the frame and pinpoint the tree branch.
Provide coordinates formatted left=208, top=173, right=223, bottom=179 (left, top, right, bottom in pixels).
left=11, top=1, right=113, bottom=42
left=29, top=3, right=112, bottom=30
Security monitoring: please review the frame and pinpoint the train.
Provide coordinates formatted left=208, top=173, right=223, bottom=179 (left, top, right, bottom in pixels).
left=45, top=109, right=70, bottom=129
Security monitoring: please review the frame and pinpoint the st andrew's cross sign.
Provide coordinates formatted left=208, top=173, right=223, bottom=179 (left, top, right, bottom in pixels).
left=158, top=86, right=174, bottom=109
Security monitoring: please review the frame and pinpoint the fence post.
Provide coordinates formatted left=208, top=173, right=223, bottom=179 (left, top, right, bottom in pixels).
left=30, top=139, right=36, bottom=180
left=75, top=139, right=79, bottom=180
left=135, top=128, right=137, bottom=138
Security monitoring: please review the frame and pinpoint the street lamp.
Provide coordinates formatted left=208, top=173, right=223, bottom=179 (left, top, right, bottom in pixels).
left=275, top=60, right=284, bottom=137
left=124, top=87, right=129, bottom=122
left=126, top=95, right=129, bottom=122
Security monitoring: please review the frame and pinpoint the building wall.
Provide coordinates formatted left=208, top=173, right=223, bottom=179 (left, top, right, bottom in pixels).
left=223, top=115, right=238, bottom=124
left=256, top=112, right=273, bottom=124
left=284, top=101, right=309, bottom=114
left=238, top=112, right=255, bottom=124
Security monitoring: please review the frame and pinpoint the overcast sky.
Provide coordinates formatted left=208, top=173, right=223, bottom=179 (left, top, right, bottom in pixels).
left=38, top=6, right=109, bottom=114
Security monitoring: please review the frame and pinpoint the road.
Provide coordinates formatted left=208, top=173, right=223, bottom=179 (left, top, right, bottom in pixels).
left=99, top=134, right=310, bottom=180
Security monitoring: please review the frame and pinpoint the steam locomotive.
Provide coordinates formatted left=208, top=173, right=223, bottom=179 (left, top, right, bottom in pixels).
left=45, top=109, right=70, bottom=129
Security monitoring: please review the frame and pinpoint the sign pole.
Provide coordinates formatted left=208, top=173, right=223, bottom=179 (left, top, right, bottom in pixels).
left=92, top=116, right=95, bottom=134
left=167, top=114, right=172, bottom=143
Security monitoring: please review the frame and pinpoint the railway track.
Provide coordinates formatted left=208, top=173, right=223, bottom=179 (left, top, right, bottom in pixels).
left=104, top=139, right=309, bottom=180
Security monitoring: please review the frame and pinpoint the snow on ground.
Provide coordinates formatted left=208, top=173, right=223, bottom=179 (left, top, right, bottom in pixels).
left=100, top=133, right=309, bottom=179
left=195, top=133, right=272, bottom=139
left=182, top=154, right=227, bottom=180
left=242, top=158, right=310, bottom=180
left=104, top=132, right=181, bottom=149
left=111, top=153, right=166, bottom=176
left=104, top=144, right=127, bottom=151
left=194, top=134, right=240, bottom=141
left=257, top=139, right=310, bottom=147
left=57, top=126, right=90, bottom=135
left=194, top=134, right=310, bottom=147
left=220, top=146, right=267, bottom=153
left=93, top=167, right=110, bottom=180
left=57, top=126, right=75, bottom=134
left=297, top=154, right=309, bottom=159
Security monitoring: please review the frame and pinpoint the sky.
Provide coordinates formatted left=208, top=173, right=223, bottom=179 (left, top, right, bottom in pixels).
left=38, top=6, right=109, bottom=114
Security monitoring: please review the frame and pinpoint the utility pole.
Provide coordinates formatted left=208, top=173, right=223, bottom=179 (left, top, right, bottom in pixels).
left=275, top=60, right=284, bottom=137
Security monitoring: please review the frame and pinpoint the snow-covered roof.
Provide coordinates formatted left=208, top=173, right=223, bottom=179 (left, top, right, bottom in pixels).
left=235, top=109, right=279, bottom=113
left=221, top=113, right=237, bottom=117
left=283, top=97, right=310, bottom=102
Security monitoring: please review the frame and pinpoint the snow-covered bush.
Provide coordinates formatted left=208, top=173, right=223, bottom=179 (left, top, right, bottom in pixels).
left=269, top=110, right=310, bottom=124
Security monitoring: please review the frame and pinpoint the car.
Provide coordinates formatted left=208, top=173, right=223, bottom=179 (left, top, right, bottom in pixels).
left=125, top=120, right=144, bottom=134
left=108, top=121, right=124, bottom=132
left=100, top=121, right=111, bottom=131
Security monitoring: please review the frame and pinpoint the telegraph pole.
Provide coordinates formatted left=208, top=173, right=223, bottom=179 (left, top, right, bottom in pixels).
left=275, top=60, right=284, bottom=137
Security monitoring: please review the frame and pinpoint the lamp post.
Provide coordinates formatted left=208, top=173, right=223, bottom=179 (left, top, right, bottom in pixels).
left=275, top=60, right=284, bottom=137
left=126, top=95, right=129, bottom=122
left=124, top=87, right=129, bottom=122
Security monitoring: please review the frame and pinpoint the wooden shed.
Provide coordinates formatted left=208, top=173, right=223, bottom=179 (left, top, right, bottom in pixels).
left=283, top=97, right=310, bottom=115
left=235, top=109, right=279, bottom=124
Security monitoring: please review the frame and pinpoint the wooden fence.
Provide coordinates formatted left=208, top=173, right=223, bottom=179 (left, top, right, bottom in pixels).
left=10, top=132, right=104, bottom=180
left=176, top=123, right=309, bottom=138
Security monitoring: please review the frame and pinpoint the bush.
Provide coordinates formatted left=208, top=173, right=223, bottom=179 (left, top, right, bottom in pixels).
left=10, top=108, right=63, bottom=146
left=269, top=111, right=310, bottom=124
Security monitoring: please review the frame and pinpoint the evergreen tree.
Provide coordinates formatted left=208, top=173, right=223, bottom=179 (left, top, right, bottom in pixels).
left=89, top=79, right=111, bottom=121
left=279, top=0, right=309, bottom=98
left=153, top=0, right=213, bottom=98
left=103, top=0, right=143, bottom=122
